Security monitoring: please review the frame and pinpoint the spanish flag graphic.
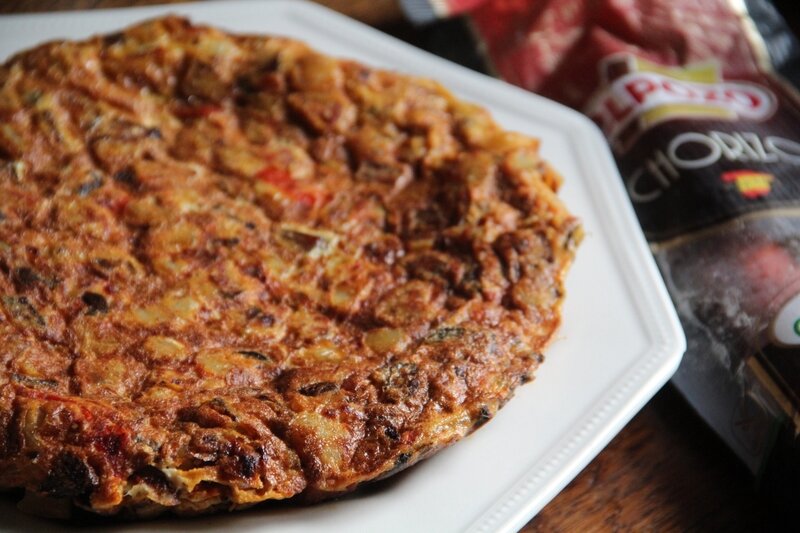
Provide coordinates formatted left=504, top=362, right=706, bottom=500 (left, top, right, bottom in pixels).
left=722, top=170, right=774, bottom=199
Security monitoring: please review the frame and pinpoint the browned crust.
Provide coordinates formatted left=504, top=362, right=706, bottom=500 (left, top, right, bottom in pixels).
left=0, top=16, right=581, bottom=517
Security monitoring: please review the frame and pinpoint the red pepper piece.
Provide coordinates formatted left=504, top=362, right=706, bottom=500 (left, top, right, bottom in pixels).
left=174, top=103, right=221, bottom=119
left=256, top=167, right=293, bottom=188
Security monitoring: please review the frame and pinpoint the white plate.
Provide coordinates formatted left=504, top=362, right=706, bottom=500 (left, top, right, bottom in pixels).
left=0, top=2, right=685, bottom=531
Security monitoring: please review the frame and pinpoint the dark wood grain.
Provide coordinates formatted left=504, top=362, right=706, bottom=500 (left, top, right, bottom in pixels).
left=0, top=1, right=786, bottom=531
left=523, top=387, right=780, bottom=532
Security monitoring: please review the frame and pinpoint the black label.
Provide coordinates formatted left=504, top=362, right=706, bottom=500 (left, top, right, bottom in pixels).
left=586, top=54, right=800, bottom=242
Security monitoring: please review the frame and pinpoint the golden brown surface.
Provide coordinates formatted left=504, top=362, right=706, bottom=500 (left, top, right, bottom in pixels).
left=0, top=16, right=579, bottom=516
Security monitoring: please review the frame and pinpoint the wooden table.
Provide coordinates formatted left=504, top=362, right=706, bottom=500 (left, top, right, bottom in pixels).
left=0, top=1, right=787, bottom=530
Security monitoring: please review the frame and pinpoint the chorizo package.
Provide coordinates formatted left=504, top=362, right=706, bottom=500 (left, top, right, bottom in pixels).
left=442, top=0, right=800, bottom=478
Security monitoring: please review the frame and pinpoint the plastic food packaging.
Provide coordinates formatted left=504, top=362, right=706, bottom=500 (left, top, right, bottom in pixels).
left=430, top=0, right=800, bottom=482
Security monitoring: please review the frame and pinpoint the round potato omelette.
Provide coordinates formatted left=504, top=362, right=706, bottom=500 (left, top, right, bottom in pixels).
left=0, top=16, right=581, bottom=518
